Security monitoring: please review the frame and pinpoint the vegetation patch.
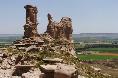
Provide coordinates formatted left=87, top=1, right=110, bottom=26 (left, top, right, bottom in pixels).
left=87, top=48, right=118, bottom=53
left=78, top=54, right=118, bottom=61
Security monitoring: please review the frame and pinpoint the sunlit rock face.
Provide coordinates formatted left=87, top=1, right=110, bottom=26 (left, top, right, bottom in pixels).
left=13, top=5, right=75, bottom=55
left=24, top=5, right=39, bottom=39
left=46, top=13, right=73, bottom=42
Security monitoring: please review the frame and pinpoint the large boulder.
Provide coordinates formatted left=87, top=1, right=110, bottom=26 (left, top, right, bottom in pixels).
left=40, top=63, right=78, bottom=78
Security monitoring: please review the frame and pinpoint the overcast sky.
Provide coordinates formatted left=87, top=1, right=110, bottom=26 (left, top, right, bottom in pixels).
left=0, top=0, right=118, bottom=34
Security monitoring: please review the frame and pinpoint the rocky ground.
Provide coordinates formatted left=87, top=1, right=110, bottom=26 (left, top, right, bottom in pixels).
left=0, top=4, right=115, bottom=78
left=0, top=50, right=42, bottom=78
left=83, top=59, right=118, bottom=78
left=0, top=48, right=113, bottom=78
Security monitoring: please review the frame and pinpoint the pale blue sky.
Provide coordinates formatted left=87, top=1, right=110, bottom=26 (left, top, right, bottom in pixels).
left=0, top=0, right=118, bottom=34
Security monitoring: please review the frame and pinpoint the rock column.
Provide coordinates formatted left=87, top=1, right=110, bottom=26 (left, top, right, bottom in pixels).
left=23, top=5, right=39, bottom=38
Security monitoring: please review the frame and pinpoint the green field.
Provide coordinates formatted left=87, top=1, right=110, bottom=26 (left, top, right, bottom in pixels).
left=78, top=54, right=118, bottom=61
left=87, top=48, right=118, bottom=53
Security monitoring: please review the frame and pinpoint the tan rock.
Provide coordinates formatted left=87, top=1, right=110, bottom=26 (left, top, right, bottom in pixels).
left=22, top=68, right=42, bottom=78
left=40, top=64, right=78, bottom=78
left=46, top=14, right=73, bottom=41
left=13, top=5, right=75, bottom=55
left=23, top=5, right=39, bottom=38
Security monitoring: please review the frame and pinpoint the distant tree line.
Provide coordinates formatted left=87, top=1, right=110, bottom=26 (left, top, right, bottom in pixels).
left=75, top=43, right=118, bottom=52
left=85, top=44, right=118, bottom=48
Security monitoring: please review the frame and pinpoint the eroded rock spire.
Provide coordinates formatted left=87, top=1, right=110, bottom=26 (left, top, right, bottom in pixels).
left=46, top=14, right=73, bottom=41
left=24, top=5, right=39, bottom=38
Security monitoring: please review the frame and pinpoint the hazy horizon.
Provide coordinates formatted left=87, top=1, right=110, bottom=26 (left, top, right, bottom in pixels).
left=0, top=0, right=118, bottom=34
left=1, top=33, right=118, bottom=35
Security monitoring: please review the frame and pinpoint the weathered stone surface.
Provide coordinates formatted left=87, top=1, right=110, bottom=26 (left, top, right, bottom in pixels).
left=78, top=75, right=86, bottom=78
left=1, top=58, right=11, bottom=69
left=24, top=5, right=39, bottom=39
left=12, top=76, right=21, bottom=78
left=40, top=63, right=78, bottom=78
left=43, top=58, right=63, bottom=64
left=0, top=4, right=110, bottom=77
left=13, top=5, right=75, bottom=55
left=22, top=68, right=42, bottom=78
left=46, top=13, right=73, bottom=41
left=14, top=5, right=75, bottom=55
left=0, top=69, right=14, bottom=78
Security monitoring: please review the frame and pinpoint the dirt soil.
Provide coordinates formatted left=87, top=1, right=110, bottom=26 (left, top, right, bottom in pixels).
left=83, top=59, right=118, bottom=78
left=90, top=63, right=118, bottom=78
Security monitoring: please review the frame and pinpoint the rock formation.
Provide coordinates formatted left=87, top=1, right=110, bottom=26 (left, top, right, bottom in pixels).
left=0, top=49, right=79, bottom=78
left=40, top=58, right=78, bottom=78
left=46, top=13, right=73, bottom=41
left=0, top=4, right=113, bottom=78
left=13, top=5, right=75, bottom=55
left=24, top=5, right=39, bottom=38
